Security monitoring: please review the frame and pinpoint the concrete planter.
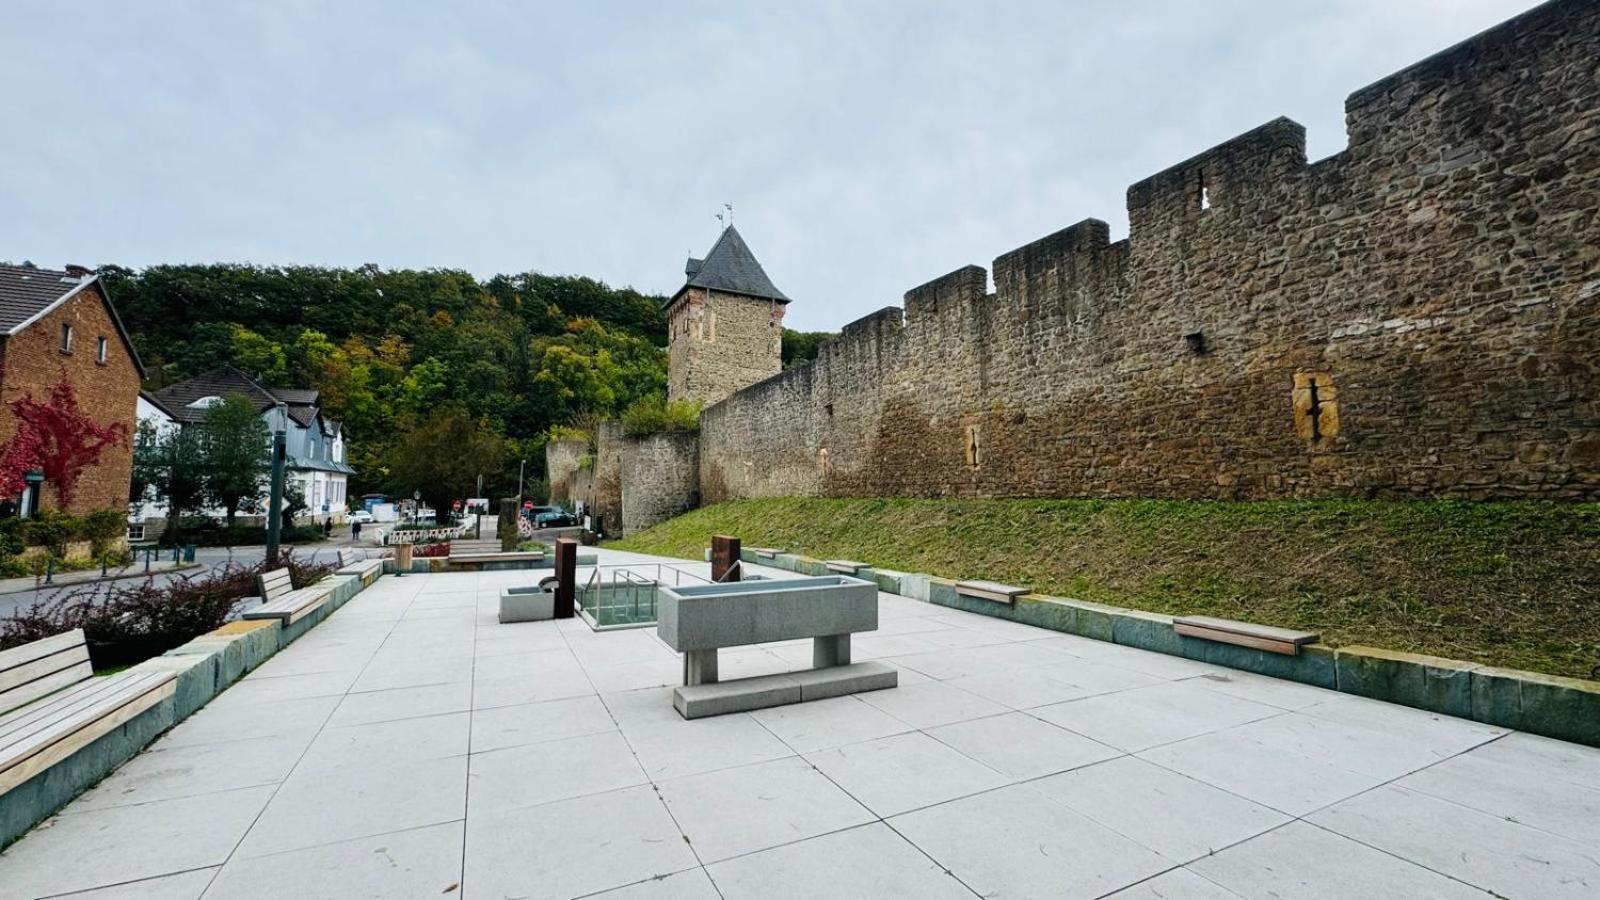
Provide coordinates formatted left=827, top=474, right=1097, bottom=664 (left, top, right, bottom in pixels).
left=499, top=586, right=555, bottom=623
left=657, top=575, right=877, bottom=651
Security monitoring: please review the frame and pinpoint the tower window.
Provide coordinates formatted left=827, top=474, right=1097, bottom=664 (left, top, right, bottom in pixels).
left=96, top=336, right=108, bottom=364
left=965, top=424, right=982, bottom=468
left=59, top=324, right=73, bottom=353
left=1292, top=372, right=1339, bottom=449
left=1198, top=170, right=1211, bottom=211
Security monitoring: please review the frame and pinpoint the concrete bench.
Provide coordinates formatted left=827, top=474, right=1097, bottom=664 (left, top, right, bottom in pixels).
left=656, top=575, right=897, bottom=718
left=1, top=629, right=175, bottom=796
left=1174, top=615, right=1320, bottom=656
left=335, top=548, right=384, bottom=586
left=956, top=580, right=1029, bottom=605
left=241, top=568, right=332, bottom=625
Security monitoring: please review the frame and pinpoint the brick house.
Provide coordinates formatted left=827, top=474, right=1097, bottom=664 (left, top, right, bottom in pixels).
left=0, top=263, right=143, bottom=516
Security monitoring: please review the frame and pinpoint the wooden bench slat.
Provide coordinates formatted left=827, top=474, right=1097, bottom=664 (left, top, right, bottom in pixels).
left=0, top=674, right=174, bottom=794
left=258, top=568, right=294, bottom=601
left=448, top=551, right=545, bottom=564
left=825, top=560, right=870, bottom=574
left=1172, top=616, right=1319, bottom=645
left=0, top=629, right=85, bottom=673
left=0, top=671, right=171, bottom=760
left=242, top=586, right=333, bottom=624
left=0, top=646, right=92, bottom=697
left=0, top=661, right=94, bottom=718
left=956, top=580, right=1029, bottom=604
left=0, top=665, right=145, bottom=740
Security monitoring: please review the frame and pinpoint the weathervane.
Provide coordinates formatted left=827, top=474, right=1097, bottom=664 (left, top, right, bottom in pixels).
left=714, top=203, right=733, bottom=230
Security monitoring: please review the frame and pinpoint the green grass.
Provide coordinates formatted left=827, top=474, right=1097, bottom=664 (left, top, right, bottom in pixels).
left=614, top=498, right=1600, bottom=679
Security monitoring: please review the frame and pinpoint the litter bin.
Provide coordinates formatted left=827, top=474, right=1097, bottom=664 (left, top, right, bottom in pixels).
left=395, top=542, right=414, bottom=572
left=182, top=544, right=196, bottom=563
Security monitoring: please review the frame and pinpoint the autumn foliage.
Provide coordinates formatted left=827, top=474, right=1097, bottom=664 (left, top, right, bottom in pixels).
left=0, top=375, right=130, bottom=508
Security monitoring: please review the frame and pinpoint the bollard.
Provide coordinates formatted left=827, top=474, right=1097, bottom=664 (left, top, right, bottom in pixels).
left=101, top=554, right=108, bottom=577
left=144, top=547, right=152, bottom=573
left=712, top=535, right=742, bottom=583
left=45, top=557, right=54, bottom=584
left=554, top=539, right=577, bottom=619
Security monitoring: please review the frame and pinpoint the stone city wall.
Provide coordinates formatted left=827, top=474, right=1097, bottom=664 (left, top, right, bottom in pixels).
left=700, top=0, right=1599, bottom=504
left=620, top=431, right=700, bottom=535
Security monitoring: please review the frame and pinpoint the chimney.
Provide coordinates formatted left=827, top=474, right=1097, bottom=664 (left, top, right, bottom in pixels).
left=64, top=264, right=92, bottom=278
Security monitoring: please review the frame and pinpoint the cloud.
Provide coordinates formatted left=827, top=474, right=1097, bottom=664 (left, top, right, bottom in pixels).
left=0, top=0, right=1538, bottom=330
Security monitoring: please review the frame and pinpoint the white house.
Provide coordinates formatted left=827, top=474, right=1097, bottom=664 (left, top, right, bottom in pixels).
left=129, top=366, right=354, bottom=539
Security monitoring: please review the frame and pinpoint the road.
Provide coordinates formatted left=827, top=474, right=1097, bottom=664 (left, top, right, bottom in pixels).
left=0, top=540, right=361, bottom=619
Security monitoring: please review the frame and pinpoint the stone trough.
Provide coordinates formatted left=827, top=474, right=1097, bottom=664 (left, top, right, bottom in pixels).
left=656, top=575, right=897, bottom=718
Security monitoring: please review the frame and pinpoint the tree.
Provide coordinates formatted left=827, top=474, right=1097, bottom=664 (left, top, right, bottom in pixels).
left=132, top=421, right=206, bottom=543
left=0, top=377, right=130, bottom=508
left=201, top=394, right=269, bottom=527
left=387, top=407, right=505, bottom=515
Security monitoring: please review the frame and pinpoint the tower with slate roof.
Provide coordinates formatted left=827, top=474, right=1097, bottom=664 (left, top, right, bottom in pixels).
left=665, top=226, right=790, bottom=407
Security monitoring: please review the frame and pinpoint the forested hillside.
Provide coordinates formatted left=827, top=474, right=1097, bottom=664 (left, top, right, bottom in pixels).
left=99, top=264, right=828, bottom=503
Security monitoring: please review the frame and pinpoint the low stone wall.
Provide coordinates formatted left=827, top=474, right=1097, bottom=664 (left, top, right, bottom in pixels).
left=740, top=548, right=1600, bottom=748
left=0, top=570, right=376, bottom=847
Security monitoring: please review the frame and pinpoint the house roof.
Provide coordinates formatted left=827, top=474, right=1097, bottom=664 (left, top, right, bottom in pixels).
left=149, top=366, right=279, bottom=424
left=271, top=387, right=319, bottom=405
left=285, top=404, right=319, bottom=429
left=138, top=389, right=179, bottom=420
left=669, top=226, right=790, bottom=307
left=0, top=263, right=147, bottom=377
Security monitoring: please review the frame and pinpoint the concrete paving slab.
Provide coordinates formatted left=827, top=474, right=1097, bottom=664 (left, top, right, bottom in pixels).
left=1189, top=820, right=1492, bottom=899
left=471, top=670, right=595, bottom=709
left=1465, top=731, right=1600, bottom=792
left=857, top=679, right=1008, bottom=728
left=67, top=734, right=306, bottom=812
left=1103, top=868, right=1243, bottom=899
left=467, top=730, right=646, bottom=816
left=890, top=782, right=1172, bottom=899
left=0, top=785, right=274, bottom=900
left=656, top=756, right=874, bottom=862
left=621, top=711, right=795, bottom=780
left=1309, top=784, right=1600, bottom=899
left=464, top=784, right=698, bottom=900
left=927, top=710, right=1120, bottom=779
left=592, top=867, right=721, bottom=899
left=232, top=754, right=467, bottom=859
left=468, top=694, right=616, bottom=753
left=326, top=680, right=474, bottom=727
left=751, top=695, right=913, bottom=753
left=1397, top=748, right=1600, bottom=845
left=46, top=867, right=219, bottom=899
left=1033, top=681, right=1283, bottom=752
left=707, top=822, right=974, bottom=899
left=805, top=731, right=1011, bottom=816
left=1138, top=725, right=1382, bottom=817
left=1033, top=756, right=1290, bottom=862
left=205, top=820, right=464, bottom=899
left=295, top=710, right=469, bottom=773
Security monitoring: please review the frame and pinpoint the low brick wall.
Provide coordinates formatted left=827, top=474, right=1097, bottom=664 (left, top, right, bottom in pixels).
left=739, top=548, right=1600, bottom=747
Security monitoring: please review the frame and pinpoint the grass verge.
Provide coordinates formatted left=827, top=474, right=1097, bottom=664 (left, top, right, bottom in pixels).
left=613, top=498, right=1599, bottom=679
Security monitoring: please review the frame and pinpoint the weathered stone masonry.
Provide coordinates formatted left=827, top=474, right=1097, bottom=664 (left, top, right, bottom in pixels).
left=699, top=0, right=1599, bottom=504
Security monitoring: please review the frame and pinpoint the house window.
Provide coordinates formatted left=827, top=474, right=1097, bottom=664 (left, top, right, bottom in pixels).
left=96, top=336, right=108, bottom=364
left=59, top=324, right=73, bottom=353
left=126, top=524, right=146, bottom=542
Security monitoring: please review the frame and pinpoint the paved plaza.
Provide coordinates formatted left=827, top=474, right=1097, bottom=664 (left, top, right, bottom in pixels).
left=1, top=548, right=1596, bottom=898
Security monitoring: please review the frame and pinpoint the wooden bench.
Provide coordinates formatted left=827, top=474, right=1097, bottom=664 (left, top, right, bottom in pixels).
left=752, top=548, right=782, bottom=561
left=956, top=580, right=1029, bottom=605
left=1173, top=616, right=1320, bottom=656
left=335, top=548, right=384, bottom=585
left=241, top=568, right=333, bottom=625
left=1, top=629, right=175, bottom=794
left=448, top=537, right=545, bottom=566
left=825, top=560, right=871, bottom=575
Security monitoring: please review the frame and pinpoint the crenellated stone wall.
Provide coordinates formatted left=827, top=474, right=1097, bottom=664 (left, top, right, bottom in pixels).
left=699, top=0, right=1599, bottom=504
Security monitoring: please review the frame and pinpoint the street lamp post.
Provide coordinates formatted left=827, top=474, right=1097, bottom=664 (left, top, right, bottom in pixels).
left=413, top=489, right=420, bottom=528
left=265, top=404, right=287, bottom=565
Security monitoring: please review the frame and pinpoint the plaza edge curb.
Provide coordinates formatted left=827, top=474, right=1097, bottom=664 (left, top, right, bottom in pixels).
left=737, top=546, right=1597, bottom=747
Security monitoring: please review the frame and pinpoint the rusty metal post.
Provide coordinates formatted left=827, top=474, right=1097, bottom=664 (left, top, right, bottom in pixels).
left=555, top=538, right=577, bottom=618
left=711, top=534, right=741, bottom=582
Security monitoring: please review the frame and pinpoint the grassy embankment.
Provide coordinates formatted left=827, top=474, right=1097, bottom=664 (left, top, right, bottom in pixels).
left=613, top=498, right=1599, bottom=679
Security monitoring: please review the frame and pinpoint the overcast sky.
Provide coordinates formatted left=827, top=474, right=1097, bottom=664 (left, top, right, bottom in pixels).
left=2, top=0, right=1538, bottom=331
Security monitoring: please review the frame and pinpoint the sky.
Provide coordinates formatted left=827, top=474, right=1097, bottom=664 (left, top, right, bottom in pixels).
left=1, top=0, right=1541, bottom=332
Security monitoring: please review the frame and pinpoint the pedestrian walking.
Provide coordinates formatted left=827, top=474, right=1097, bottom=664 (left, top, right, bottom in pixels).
left=352, top=520, right=363, bottom=541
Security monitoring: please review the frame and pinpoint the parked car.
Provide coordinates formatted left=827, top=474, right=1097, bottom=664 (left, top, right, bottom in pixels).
left=348, top=510, right=374, bottom=525
left=534, top=510, right=578, bottom=528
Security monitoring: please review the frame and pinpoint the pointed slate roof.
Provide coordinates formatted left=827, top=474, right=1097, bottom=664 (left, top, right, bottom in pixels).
left=671, top=225, right=790, bottom=306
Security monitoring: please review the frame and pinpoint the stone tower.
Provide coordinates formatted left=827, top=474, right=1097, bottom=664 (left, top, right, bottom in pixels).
left=665, top=226, right=790, bottom=407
